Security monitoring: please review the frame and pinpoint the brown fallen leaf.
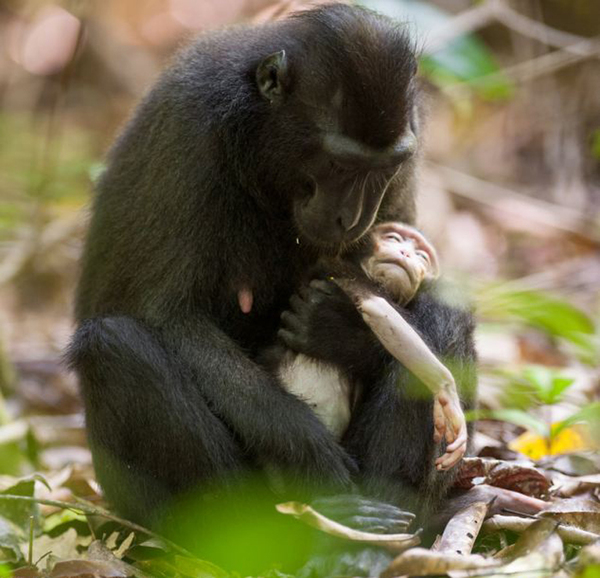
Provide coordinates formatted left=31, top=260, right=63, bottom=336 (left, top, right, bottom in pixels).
left=575, top=541, right=600, bottom=572
left=455, top=457, right=550, bottom=497
left=50, top=559, right=129, bottom=578
left=19, top=528, right=89, bottom=564
left=539, top=497, right=600, bottom=533
left=384, top=502, right=494, bottom=578
left=382, top=549, right=498, bottom=577
left=12, top=552, right=143, bottom=578
left=458, top=519, right=565, bottom=578
left=552, top=472, right=600, bottom=498
left=482, top=514, right=600, bottom=545
left=444, top=519, right=565, bottom=578
left=275, top=502, right=420, bottom=552
left=435, top=501, right=489, bottom=555
left=12, top=568, right=43, bottom=578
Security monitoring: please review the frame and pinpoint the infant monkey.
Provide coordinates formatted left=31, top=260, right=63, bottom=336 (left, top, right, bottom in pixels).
left=250, top=223, right=468, bottom=470
left=338, top=223, right=468, bottom=470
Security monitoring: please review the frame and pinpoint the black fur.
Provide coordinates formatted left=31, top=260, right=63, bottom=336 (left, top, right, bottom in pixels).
left=277, top=271, right=477, bottom=521
left=67, top=3, right=475, bottom=572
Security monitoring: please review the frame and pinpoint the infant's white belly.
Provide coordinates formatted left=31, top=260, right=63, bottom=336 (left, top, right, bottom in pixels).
left=279, top=354, right=351, bottom=440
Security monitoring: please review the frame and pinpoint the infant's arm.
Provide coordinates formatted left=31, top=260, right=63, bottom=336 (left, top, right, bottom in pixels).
left=337, top=280, right=467, bottom=470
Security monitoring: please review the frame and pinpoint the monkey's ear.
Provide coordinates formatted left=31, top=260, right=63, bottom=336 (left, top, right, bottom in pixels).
left=256, top=50, right=288, bottom=103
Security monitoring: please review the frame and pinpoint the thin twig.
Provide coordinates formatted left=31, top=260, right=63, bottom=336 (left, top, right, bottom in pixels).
left=0, top=494, right=195, bottom=559
left=501, top=508, right=537, bottom=518
left=424, top=163, right=600, bottom=243
left=28, top=515, right=34, bottom=566
left=425, top=0, right=600, bottom=59
left=492, top=0, right=600, bottom=57
left=443, top=36, right=600, bottom=96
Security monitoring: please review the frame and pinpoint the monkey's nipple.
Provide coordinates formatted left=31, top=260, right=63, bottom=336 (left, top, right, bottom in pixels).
left=238, top=288, right=253, bottom=314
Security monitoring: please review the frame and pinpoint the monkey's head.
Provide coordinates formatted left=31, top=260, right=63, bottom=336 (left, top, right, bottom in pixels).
left=361, top=222, right=439, bottom=305
left=253, top=5, right=420, bottom=248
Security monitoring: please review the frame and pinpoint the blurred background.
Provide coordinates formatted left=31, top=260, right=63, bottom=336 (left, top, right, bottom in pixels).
left=0, top=0, right=599, bottom=562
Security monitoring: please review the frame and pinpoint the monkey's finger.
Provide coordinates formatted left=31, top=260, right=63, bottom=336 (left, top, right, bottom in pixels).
left=436, top=440, right=466, bottom=467
left=311, top=495, right=415, bottom=527
left=289, top=293, right=308, bottom=315
left=448, top=402, right=466, bottom=431
left=278, top=329, right=305, bottom=353
left=280, top=310, right=303, bottom=333
left=444, top=422, right=457, bottom=445
left=309, top=279, right=336, bottom=295
left=436, top=442, right=467, bottom=470
left=446, top=422, right=468, bottom=453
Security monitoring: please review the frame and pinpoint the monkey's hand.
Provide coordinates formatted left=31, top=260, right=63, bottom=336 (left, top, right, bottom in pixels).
left=279, top=279, right=385, bottom=377
left=433, top=386, right=467, bottom=471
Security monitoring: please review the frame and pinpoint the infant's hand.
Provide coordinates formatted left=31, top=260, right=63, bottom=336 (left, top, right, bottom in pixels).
left=433, top=388, right=467, bottom=471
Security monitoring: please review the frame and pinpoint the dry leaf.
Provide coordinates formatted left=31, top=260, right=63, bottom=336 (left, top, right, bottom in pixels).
left=455, top=457, right=550, bottom=497
left=451, top=519, right=564, bottom=578
left=436, top=501, right=489, bottom=555
left=483, top=514, right=600, bottom=545
left=382, top=548, right=497, bottom=577
left=50, top=559, right=129, bottom=578
left=383, top=502, right=493, bottom=578
left=540, top=497, right=600, bottom=533
left=19, top=528, right=82, bottom=563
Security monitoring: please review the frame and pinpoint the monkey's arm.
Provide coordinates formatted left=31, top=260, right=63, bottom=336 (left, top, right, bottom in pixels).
left=355, top=293, right=467, bottom=470
left=158, top=317, right=360, bottom=492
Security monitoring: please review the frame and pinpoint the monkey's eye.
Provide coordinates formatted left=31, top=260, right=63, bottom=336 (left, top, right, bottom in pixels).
left=385, top=233, right=403, bottom=243
left=416, top=250, right=430, bottom=263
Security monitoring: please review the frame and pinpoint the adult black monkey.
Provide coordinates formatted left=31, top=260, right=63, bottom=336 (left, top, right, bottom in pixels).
left=67, top=2, right=474, bottom=571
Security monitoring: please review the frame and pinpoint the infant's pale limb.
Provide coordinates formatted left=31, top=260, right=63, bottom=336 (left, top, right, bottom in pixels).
left=352, top=291, right=467, bottom=470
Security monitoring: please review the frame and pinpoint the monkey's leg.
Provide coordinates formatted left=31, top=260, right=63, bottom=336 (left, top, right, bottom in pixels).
left=70, top=316, right=327, bottom=573
left=68, top=316, right=249, bottom=526
left=157, top=316, right=360, bottom=494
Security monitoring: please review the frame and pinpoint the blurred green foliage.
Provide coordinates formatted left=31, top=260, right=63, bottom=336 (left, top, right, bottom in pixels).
left=476, top=282, right=598, bottom=365
left=592, top=129, right=600, bottom=160
left=499, top=365, right=576, bottom=410
left=0, top=113, right=96, bottom=239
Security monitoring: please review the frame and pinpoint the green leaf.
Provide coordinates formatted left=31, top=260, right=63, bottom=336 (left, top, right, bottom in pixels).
left=477, top=285, right=596, bottom=344
left=0, top=481, right=40, bottom=534
left=592, top=128, right=600, bottom=160
left=472, top=408, right=549, bottom=437
left=138, top=555, right=229, bottom=578
left=552, top=402, right=600, bottom=438
left=521, top=366, right=575, bottom=405
left=0, top=516, right=24, bottom=563
left=43, top=509, right=87, bottom=534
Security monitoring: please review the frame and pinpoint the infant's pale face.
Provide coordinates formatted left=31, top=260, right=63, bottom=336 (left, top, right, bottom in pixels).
left=361, top=223, right=437, bottom=304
